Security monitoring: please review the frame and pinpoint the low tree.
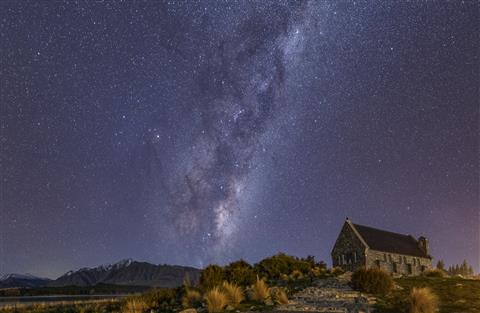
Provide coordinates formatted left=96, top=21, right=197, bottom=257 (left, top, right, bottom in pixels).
left=224, top=259, right=256, bottom=287
left=200, top=265, right=225, bottom=290
left=448, top=260, right=475, bottom=277
left=436, top=260, right=445, bottom=271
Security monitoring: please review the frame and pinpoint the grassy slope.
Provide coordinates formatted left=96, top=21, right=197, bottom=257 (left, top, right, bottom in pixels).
left=375, top=276, right=480, bottom=313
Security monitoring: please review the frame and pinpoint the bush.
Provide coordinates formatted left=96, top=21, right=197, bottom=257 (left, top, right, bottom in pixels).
left=423, top=269, right=446, bottom=278
left=271, top=287, right=289, bottom=305
left=182, top=289, right=202, bottom=308
left=254, top=253, right=312, bottom=280
left=141, top=288, right=178, bottom=310
left=224, top=259, right=256, bottom=287
left=331, top=267, right=345, bottom=276
left=409, top=287, right=438, bottom=313
left=249, top=276, right=270, bottom=302
left=309, top=266, right=327, bottom=278
left=289, top=269, right=304, bottom=280
left=205, top=287, right=228, bottom=313
left=222, top=281, right=244, bottom=307
left=200, top=265, right=225, bottom=291
left=351, top=267, right=393, bottom=295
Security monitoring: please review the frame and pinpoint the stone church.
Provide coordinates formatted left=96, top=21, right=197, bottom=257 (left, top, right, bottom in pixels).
left=331, top=218, right=432, bottom=275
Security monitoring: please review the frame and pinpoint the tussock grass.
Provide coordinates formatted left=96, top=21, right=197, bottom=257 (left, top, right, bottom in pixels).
left=409, top=287, right=438, bottom=313
left=122, top=297, right=147, bottom=313
left=222, top=281, right=244, bottom=307
left=271, top=287, right=289, bottom=305
left=204, top=287, right=227, bottom=313
left=249, top=276, right=270, bottom=302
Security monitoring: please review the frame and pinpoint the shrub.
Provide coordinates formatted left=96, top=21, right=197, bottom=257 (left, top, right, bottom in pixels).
left=331, top=267, right=345, bottom=276
left=249, top=276, right=270, bottom=302
left=271, top=287, right=289, bottom=305
left=351, top=267, right=393, bottom=295
left=224, top=259, right=256, bottom=287
left=409, top=287, right=438, bottom=313
left=289, top=269, right=304, bottom=280
left=280, top=273, right=289, bottom=281
left=309, top=266, right=327, bottom=278
left=423, top=269, right=446, bottom=278
left=254, top=253, right=313, bottom=280
left=222, top=281, right=244, bottom=307
left=142, top=288, right=177, bottom=310
left=205, top=287, right=228, bottom=313
left=182, top=289, right=202, bottom=308
left=200, top=265, right=225, bottom=291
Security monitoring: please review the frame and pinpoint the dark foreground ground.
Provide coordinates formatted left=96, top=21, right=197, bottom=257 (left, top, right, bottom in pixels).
left=0, top=276, right=479, bottom=313
left=376, top=276, right=480, bottom=313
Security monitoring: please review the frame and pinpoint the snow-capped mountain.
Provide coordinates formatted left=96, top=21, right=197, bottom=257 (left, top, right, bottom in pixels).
left=0, top=273, right=51, bottom=288
left=49, top=259, right=200, bottom=287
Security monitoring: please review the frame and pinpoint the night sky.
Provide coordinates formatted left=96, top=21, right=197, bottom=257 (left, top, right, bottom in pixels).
left=1, top=1, right=478, bottom=279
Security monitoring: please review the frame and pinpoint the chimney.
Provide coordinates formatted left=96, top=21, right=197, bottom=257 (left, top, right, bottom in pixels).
left=418, top=236, right=429, bottom=256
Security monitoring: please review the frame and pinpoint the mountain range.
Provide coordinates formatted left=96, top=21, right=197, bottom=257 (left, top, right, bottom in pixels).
left=0, top=259, right=201, bottom=288
left=0, top=274, right=51, bottom=288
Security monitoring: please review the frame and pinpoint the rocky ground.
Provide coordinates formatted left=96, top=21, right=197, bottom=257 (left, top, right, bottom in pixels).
left=274, top=274, right=376, bottom=313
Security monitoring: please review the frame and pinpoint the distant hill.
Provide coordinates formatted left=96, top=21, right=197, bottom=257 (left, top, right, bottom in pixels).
left=49, top=259, right=201, bottom=288
left=0, top=274, right=51, bottom=288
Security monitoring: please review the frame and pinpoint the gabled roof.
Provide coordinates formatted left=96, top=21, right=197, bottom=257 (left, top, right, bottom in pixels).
left=348, top=221, right=430, bottom=258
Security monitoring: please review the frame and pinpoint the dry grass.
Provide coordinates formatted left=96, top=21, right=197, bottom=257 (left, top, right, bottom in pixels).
left=409, top=287, right=439, bottom=313
left=204, top=287, right=228, bottom=313
left=249, top=276, right=270, bottom=302
left=0, top=299, right=120, bottom=312
left=271, top=287, right=289, bottom=305
left=123, top=297, right=148, bottom=313
left=222, top=281, right=244, bottom=306
left=182, top=289, right=202, bottom=308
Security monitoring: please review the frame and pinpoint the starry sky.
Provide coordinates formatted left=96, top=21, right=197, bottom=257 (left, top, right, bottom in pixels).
left=1, top=1, right=478, bottom=279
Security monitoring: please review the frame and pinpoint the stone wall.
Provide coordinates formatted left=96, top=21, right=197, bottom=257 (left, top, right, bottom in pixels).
left=331, top=222, right=367, bottom=272
left=366, top=249, right=432, bottom=275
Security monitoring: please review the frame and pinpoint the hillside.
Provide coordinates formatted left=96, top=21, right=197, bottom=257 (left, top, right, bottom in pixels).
left=0, top=274, right=51, bottom=289
left=376, top=276, right=480, bottom=313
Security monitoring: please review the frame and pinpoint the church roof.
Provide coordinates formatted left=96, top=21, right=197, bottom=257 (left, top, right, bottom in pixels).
left=350, top=222, right=430, bottom=258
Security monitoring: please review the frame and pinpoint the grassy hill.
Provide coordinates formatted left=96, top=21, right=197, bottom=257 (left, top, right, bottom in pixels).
left=375, top=276, right=480, bottom=313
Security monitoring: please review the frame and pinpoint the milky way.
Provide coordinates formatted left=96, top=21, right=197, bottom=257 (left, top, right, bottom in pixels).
left=1, top=1, right=478, bottom=277
left=149, top=2, right=318, bottom=264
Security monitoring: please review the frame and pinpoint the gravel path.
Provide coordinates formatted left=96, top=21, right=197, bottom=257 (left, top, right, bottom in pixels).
left=274, top=274, right=376, bottom=313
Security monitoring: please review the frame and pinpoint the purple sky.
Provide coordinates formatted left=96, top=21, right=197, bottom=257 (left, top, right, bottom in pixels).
left=1, top=1, right=478, bottom=278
